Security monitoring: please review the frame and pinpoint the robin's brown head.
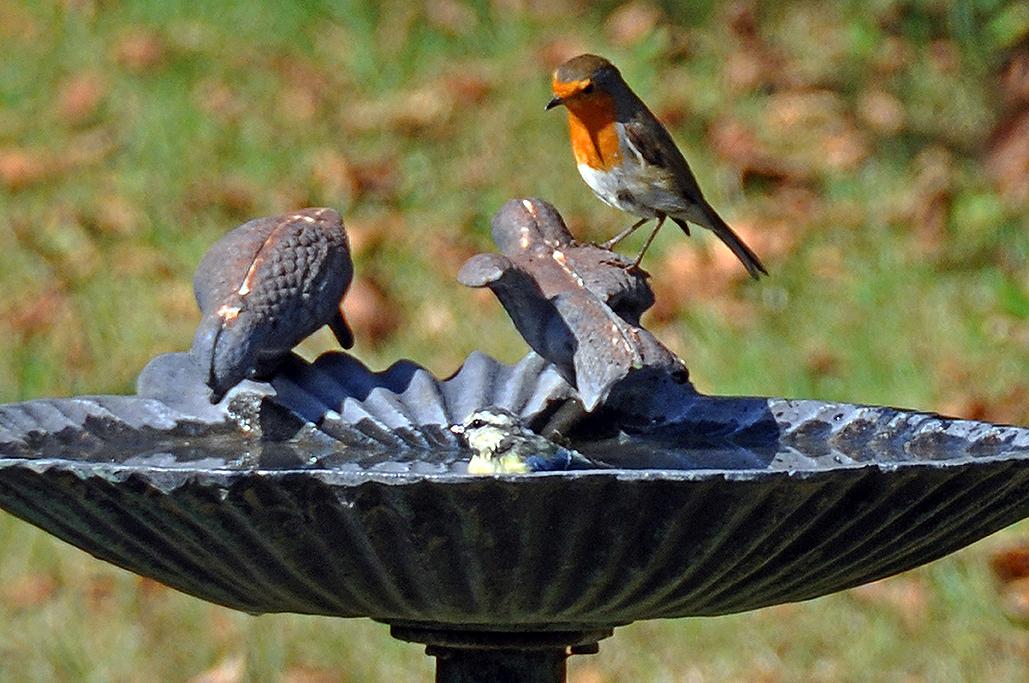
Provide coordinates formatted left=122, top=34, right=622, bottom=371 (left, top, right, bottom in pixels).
left=547, top=54, right=623, bottom=111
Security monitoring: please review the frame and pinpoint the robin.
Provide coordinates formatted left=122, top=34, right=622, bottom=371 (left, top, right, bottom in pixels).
left=547, top=54, right=767, bottom=279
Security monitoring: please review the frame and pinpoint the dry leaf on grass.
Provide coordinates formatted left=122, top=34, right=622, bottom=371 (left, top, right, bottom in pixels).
left=849, top=575, right=930, bottom=633
left=345, top=277, right=401, bottom=346
left=113, top=28, right=166, bottom=72
left=999, top=48, right=1029, bottom=107
left=605, top=2, right=663, bottom=48
left=85, top=194, right=145, bottom=238
left=282, top=666, right=346, bottom=683
left=185, top=176, right=259, bottom=219
left=344, top=211, right=403, bottom=259
left=58, top=71, right=107, bottom=126
left=538, top=39, right=591, bottom=70
left=569, top=662, right=608, bottom=683
left=856, top=89, right=905, bottom=136
left=189, top=655, right=245, bottom=683
left=84, top=574, right=117, bottom=612
left=1, top=573, right=59, bottom=610
left=0, top=148, right=48, bottom=190
left=985, top=110, right=1029, bottom=206
left=0, top=131, right=116, bottom=191
left=708, top=116, right=811, bottom=186
left=992, top=544, right=1029, bottom=584
left=5, top=286, right=72, bottom=339
left=426, top=0, right=478, bottom=37
left=991, top=544, right=1029, bottom=625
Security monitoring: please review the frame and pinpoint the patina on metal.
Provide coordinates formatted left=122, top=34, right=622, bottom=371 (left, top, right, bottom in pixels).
left=191, top=207, right=354, bottom=403
left=458, top=198, right=691, bottom=415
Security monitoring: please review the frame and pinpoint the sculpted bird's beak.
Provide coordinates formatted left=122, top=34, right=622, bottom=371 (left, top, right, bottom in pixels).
left=545, top=96, right=564, bottom=111
left=450, top=424, right=464, bottom=434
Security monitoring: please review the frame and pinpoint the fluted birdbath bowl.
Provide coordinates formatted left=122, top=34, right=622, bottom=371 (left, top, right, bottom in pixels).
left=1, top=351, right=1027, bottom=682
left=2, top=201, right=1027, bottom=682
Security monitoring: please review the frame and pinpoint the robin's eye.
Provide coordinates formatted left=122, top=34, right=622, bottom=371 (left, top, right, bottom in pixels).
left=581, top=83, right=595, bottom=94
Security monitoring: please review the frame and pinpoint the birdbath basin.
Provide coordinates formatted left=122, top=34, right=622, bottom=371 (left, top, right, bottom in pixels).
left=1, top=351, right=1027, bottom=682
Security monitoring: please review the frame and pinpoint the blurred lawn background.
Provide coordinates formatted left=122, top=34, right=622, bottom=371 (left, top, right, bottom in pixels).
left=0, top=0, right=1027, bottom=680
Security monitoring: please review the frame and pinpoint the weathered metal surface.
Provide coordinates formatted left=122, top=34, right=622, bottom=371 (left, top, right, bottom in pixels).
left=136, top=350, right=578, bottom=458
left=191, top=208, right=354, bottom=402
left=458, top=198, right=690, bottom=412
left=1, top=353, right=1026, bottom=629
left=392, top=628, right=612, bottom=683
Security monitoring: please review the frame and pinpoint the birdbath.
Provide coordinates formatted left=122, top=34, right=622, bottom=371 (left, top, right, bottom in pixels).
left=1, top=202, right=1027, bottom=683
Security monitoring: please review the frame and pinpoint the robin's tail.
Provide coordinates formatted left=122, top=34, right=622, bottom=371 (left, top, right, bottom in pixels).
left=673, top=205, right=767, bottom=280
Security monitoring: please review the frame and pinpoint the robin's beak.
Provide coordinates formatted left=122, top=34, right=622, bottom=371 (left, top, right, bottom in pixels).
left=545, top=96, right=564, bottom=111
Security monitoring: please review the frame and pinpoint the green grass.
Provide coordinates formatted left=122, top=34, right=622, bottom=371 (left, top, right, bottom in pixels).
left=1, top=0, right=1027, bottom=680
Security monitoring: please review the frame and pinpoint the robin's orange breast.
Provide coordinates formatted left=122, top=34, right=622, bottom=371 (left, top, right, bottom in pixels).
left=564, top=94, right=621, bottom=171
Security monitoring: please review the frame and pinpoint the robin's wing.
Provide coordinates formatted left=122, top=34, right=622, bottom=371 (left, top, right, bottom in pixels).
left=622, top=110, right=707, bottom=204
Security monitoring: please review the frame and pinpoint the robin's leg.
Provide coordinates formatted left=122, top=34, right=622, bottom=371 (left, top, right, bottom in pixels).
left=631, top=213, right=666, bottom=268
left=603, top=216, right=650, bottom=249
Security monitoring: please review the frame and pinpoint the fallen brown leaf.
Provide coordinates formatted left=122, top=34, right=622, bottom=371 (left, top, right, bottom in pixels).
left=985, top=110, right=1029, bottom=206
left=344, top=87, right=452, bottom=135
left=426, top=0, right=478, bottom=37
left=159, top=281, right=200, bottom=321
left=136, top=576, right=169, bottom=600
left=0, top=3, right=40, bottom=43
left=114, top=27, right=166, bottom=72
left=937, top=377, right=1028, bottom=426
left=708, top=116, right=810, bottom=186
left=605, top=1, right=663, bottom=47
left=0, top=131, right=116, bottom=191
left=5, top=286, right=71, bottom=339
left=872, top=36, right=913, bottom=77
left=928, top=39, right=960, bottom=74
left=441, top=70, right=494, bottom=105
left=857, top=89, right=905, bottom=136
left=85, top=574, right=117, bottom=612
left=58, top=71, right=107, bottom=126
left=904, top=146, right=954, bottom=257
left=991, top=544, right=1029, bottom=584
left=345, top=277, right=401, bottom=346
left=1, top=573, right=59, bottom=610
left=85, top=194, right=144, bottom=238
left=804, top=346, right=840, bottom=378
left=189, top=655, right=245, bottom=683
left=999, top=48, right=1029, bottom=107
left=569, top=662, right=608, bottom=683
left=537, top=39, right=591, bottom=70
left=194, top=78, right=246, bottom=123
left=722, top=1, right=790, bottom=93
left=427, top=229, right=479, bottom=274
left=344, top=211, right=402, bottom=259
left=12, top=211, right=102, bottom=282
left=186, top=176, right=258, bottom=219
left=309, top=150, right=359, bottom=205
left=277, top=84, right=321, bottom=124
left=849, top=575, right=930, bottom=633
left=999, top=577, right=1029, bottom=625
left=114, top=28, right=166, bottom=72
left=822, top=126, right=869, bottom=171
left=647, top=238, right=759, bottom=325
left=0, top=148, right=48, bottom=190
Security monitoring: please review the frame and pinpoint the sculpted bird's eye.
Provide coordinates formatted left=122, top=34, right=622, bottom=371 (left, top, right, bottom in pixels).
left=469, top=419, right=486, bottom=429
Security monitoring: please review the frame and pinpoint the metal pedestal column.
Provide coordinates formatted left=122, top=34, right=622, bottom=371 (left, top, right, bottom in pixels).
left=391, top=626, right=614, bottom=683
